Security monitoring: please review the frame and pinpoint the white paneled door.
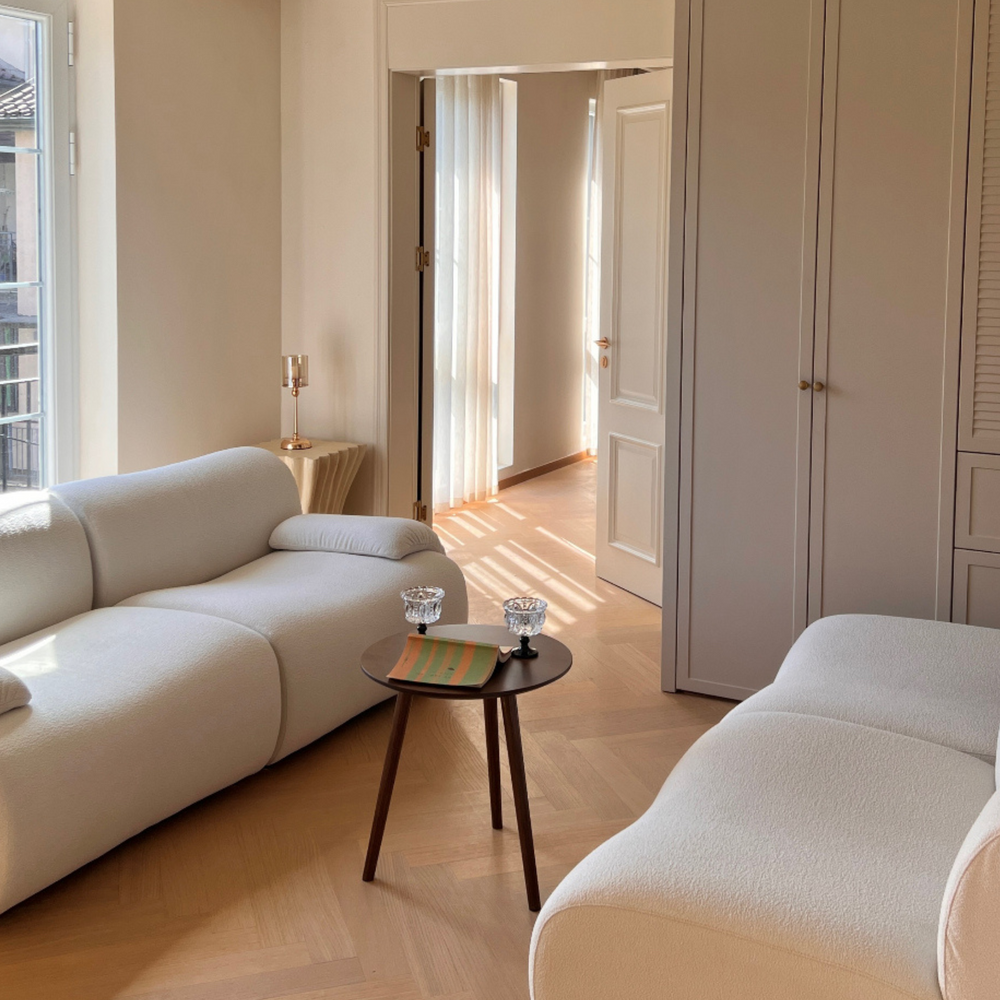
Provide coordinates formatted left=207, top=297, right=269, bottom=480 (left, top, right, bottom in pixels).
left=596, top=71, right=673, bottom=606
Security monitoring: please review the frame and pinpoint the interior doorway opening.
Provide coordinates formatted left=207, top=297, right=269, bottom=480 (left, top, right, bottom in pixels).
left=387, top=62, right=673, bottom=615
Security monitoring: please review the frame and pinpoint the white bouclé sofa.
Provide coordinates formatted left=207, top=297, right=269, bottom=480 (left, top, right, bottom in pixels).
left=530, top=615, right=1000, bottom=1000
left=0, top=447, right=467, bottom=915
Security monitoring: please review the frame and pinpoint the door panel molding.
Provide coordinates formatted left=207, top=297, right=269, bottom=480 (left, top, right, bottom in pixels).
left=609, top=103, right=670, bottom=414
left=607, top=433, right=662, bottom=564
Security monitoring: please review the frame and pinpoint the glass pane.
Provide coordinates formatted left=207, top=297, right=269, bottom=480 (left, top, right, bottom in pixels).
left=0, top=417, right=39, bottom=490
left=0, top=148, right=38, bottom=282
left=0, top=286, right=37, bottom=340
left=0, top=15, right=37, bottom=283
left=0, top=15, right=36, bottom=150
left=1, top=377, right=39, bottom=418
left=0, top=286, right=39, bottom=424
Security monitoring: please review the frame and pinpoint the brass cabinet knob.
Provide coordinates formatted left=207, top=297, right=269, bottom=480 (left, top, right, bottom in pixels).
left=595, top=338, right=610, bottom=349
left=798, top=380, right=810, bottom=390
left=813, top=381, right=825, bottom=392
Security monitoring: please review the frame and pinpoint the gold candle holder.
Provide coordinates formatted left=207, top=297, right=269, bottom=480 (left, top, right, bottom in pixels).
left=281, top=354, right=312, bottom=451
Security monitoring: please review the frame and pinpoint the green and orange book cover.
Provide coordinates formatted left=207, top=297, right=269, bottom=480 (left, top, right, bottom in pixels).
left=388, top=634, right=513, bottom=688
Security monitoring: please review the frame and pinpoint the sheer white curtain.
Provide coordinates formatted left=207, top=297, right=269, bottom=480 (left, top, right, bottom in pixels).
left=433, top=75, right=503, bottom=513
left=582, top=70, right=638, bottom=456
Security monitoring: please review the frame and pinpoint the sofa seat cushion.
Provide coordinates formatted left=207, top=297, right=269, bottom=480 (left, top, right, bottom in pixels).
left=0, top=607, right=281, bottom=915
left=120, top=549, right=468, bottom=761
left=730, top=615, right=1000, bottom=762
left=530, top=712, right=995, bottom=1000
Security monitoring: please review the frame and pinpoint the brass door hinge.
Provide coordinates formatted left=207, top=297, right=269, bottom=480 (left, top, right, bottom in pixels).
left=413, top=501, right=428, bottom=523
left=415, top=246, right=430, bottom=272
left=416, top=125, right=431, bottom=152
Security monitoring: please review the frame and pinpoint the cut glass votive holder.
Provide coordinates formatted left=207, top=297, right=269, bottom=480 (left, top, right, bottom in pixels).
left=401, top=586, right=445, bottom=634
left=503, top=597, right=547, bottom=659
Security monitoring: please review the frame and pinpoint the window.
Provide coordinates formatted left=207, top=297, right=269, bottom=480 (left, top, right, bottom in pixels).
left=0, top=3, right=70, bottom=492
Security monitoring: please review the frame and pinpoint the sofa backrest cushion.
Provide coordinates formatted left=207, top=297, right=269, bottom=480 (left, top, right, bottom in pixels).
left=52, top=447, right=302, bottom=607
left=0, top=491, right=93, bottom=645
left=938, top=790, right=1000, bottom=1000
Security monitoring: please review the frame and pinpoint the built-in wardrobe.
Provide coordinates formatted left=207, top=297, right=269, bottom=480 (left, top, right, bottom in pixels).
left=663, top=0, right=977, bottom=697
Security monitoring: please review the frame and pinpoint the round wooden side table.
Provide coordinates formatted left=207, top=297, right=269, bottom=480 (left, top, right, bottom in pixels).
left=360, top=624, right=573, bottom=911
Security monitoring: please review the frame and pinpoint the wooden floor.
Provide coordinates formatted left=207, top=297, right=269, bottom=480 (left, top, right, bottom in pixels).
left=0, top=460, right=732, bottom=1000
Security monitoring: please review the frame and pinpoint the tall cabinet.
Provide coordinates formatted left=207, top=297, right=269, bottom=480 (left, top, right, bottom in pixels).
left=665, top=0, right=974, bottom=698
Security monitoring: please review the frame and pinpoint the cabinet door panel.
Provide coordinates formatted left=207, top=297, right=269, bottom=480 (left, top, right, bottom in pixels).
left=953, top=549, right=1000, bottom=630
left=808, top=0, right=971, bottom=623
left=955, top=452, right=1000, bottom=553
left=675, top=0, right=823, bottom=698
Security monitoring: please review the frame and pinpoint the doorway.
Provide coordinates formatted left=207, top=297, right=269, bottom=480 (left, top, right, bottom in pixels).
left=387, top=65, right=673, bottom=608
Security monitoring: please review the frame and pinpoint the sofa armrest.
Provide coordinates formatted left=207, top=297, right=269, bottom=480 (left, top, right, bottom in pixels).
left=269, top=514, right=445, bottom=560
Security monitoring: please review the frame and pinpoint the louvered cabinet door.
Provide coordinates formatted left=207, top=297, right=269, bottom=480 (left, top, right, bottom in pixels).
left=960, top=0, right=1000, bottom=453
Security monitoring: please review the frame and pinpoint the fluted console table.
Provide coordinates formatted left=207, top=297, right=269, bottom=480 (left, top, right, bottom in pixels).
left=257, top=440, right=367, bottom=515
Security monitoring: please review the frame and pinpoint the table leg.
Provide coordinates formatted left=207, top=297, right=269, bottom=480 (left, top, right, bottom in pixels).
left=500, top=694, right=541, bottom=911
left=363, top=692, right=413, bottom=882
left=484, top=698, right=503, bottom=830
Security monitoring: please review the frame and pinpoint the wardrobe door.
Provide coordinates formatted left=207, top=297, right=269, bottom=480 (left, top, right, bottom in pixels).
left=807, top=0, right=972, bottom=622
left=674, top=0, right=824, bottom=698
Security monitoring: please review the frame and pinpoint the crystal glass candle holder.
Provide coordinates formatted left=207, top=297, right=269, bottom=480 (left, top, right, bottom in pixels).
left=401, top=586, right=445, bottom=634
left=503, top=597, right=548, bottom=659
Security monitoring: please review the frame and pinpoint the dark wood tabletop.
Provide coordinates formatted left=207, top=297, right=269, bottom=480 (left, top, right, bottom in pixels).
left=361, top=624, right=572, bottom=699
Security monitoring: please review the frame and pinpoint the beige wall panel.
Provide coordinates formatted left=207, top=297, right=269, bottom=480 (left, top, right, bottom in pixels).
left=953, top=549, right=1000, bottom=629
left=677, top=0, right=822, bottom=698
left=386, top=0, right=671, bottom=74
left=281, top=0, right=379, bottom=513
left=75, top=0, right=118, bottom=478
left=809, top=0, right=971, bottom=622
left=113, top=0, right=281, bottom=474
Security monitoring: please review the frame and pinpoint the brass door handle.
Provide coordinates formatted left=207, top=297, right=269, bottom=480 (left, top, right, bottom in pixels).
left=798, top=380, right=810, bottom=390
left=813, top=381, right=825, bottom=392
left=595, top=338, right=610, bottom=349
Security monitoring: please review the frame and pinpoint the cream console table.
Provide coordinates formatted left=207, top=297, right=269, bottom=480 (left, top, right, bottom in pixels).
left=257, top=440, right=367, bottom=515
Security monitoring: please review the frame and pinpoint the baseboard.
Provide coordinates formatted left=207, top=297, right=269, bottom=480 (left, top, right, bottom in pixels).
left=498, top=451, right=590, bottom=491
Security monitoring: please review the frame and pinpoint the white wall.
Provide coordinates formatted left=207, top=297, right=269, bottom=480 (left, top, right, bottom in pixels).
left=113, top=0, right=282, bottom=474
left=503, top=71, right=596, bottom=479
left=74, top=0, right=282, bottom=479
left=281, top=0, right=380, bottom=513
left=387, top=0, right=672, bottom=72
left=281, top=0, right=671, bottom=512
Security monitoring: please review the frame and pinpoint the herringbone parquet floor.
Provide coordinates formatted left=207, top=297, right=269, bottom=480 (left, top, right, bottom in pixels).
left=0, top=460, right=732, bottom=1000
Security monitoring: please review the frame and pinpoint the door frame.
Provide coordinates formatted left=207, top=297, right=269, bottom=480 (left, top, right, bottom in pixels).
left=383, top=60, right=672, bottom=523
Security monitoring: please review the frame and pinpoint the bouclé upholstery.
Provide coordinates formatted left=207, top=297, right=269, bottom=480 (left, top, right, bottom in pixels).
left=531, top=615, right=1000, bottom=1000
left=0, top=447, right=468, bottom=914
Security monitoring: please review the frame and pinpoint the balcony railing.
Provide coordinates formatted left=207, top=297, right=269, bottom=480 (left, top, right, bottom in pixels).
left=1, top=419, right=38, bottom=490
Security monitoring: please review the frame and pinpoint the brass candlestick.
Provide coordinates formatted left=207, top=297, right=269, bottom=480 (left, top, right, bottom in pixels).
left=281, top=354, right=312, bottom=451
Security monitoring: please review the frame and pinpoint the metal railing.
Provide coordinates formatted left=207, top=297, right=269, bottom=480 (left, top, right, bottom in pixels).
left=0, top=231, right=18, bottom=283
left=1, top=420, right=38, bottom=490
